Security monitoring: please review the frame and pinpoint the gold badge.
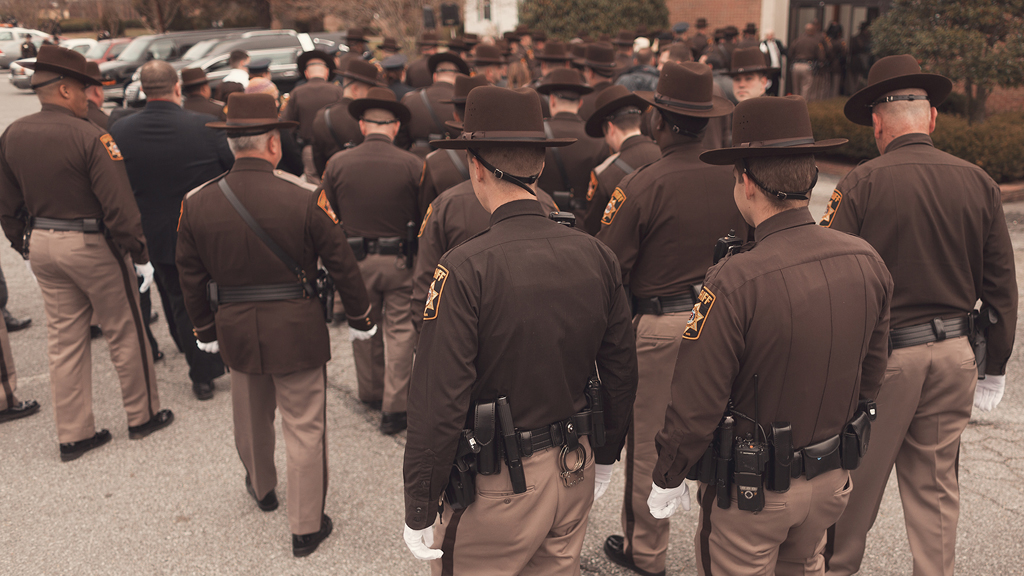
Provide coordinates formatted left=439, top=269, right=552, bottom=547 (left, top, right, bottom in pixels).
left=682, top=286, right=716, bottom=340
left=317, top=190, right=339, bottom=224
left=418, top=204, right=433, bottom=238
left=99, top=134, right=123, bottom=161
left=586, top=171, right=598, bottom=202
left=819, top=189, right=843, bottom=228
left=601, top=187, right=627, bottom=226
left=423, top=264, right=449, bottom=321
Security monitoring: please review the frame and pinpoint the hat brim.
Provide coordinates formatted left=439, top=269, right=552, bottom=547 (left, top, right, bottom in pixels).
left=536, top=82, right=593, bottom=96
left=472, top=57, right=506, bottom=66
left=844, top=73, right=952, bottom=126
left=641, top=92, right=735, bottom=118
left=431, top=133, right=577, bottom=149
left=428, top=53, right=471, bottom=75
left=205, top=119, right=299, bottom=131
left=584, top=93, right=651, bottom=137
left=348, top=98, right=411, bottom=125
left=25, top=62, right=101, bottom=86
left=181, top=78, right=208, bottom=88
left=728, top=66, right=780, bottom=77
left=337, top=71, right=383, bottom=87
left=534, top=54, right=574, bottom=63
left=699, top=138, right=849, bottom=165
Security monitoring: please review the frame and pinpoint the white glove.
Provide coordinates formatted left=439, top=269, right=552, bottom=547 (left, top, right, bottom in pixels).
left=349, top=324, right=378, bottom=342
left=594, top=464, right=613, bottom=500
left=403, top=523, right=442, bottom=561
left=974, top=374, right=1006, bottom=412
left=648, top=481, right=690, bottom=519
left=135, top=262, right=155, bottom=293
left=196, top=339, right=219, bottom=354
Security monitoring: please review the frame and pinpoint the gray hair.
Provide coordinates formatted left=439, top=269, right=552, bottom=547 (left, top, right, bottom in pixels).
left=227, top=130, right=277, bottom=154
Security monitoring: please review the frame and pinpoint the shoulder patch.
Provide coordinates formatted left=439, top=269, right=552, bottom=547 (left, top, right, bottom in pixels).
left=586, top=170, right=599, bottom=202
left=819, top=189, right=843, bottom=228
left=423, top=264, right=449, bottom=321
left=601, top=187, right=627, bottom=226
left=418, top=203, right=433, bottom=237
left=317, top=190, right=339, bottom=224
left=682, top=286, right=716, bottom=340
left=99, top=134, right=123, bottom=161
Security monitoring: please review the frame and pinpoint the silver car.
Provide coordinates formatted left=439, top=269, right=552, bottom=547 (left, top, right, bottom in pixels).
left=0, top=28, right=49, bottom=68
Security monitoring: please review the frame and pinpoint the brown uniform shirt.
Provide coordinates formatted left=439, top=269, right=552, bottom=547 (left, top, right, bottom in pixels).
left=86, top=101, right=109, bottom=130
left=182, top=94, right=225, bottom=120
left=537, top=111, right=610, bottom=214
left=702, top=82, right=733, bottom=150
left=310, top=97, right=363, bottom=176
left=175, top=157, right=372, bottom=374
left=405, top=56, right=432, bottom=89
left=583, top=134, right=661, bottom=235
left=281, top=77, right=345, bottom=143
left=403, top=199, right=639, bottom=528
left=596, top=139, right=748, bottom=298
left=321, top=133, right=422, bottom=238
left=789, top=34, right=825, bottom=63
left=821, top=133, right=1018, bottom=373
left=418, top=147, right=469, bottom=210
left=401, top=82, right=457, bottom=159
left=653, top=208, right=893, bottom=488
left=0, top=104, right=149, bottom=264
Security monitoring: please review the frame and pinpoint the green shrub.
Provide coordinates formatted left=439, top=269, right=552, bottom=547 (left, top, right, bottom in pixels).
left=59, top=18, right=97, bottom=33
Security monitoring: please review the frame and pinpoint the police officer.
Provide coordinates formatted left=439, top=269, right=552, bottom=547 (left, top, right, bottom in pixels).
left=402, top=85, right=638, bottom=574
left=647, top=94, right=893, bottom=576
left=180, top=68, right=226, bottom=119
left=577, top=42, right=619, bottom=121
left=321, top=88, right=422, bottom=435
left=401, top=51, right=468, bottom=159
left=405, top=31, right=441, bottom=89
left=0, top=45, right=172, bottom=461
left=84, top=62, right=108, bottom=129
left=822, top=55, right=1018, bottom=576
left=728, top=47, right=777, bottom=102
left=20, top=34, right=37, bottom=58
left=281, top=49, right=345, bottom=184
left=310, top=59, right=380, bottom=175
left=335, top=27, right=369, bottom=76
left=595, top=62, right=745, bottom=576
left=690, top=18, right=711, bottom=61
left=382, top=54, right=413, bottom=101
left=789, top=24, right=825, bottom=100
left=176, top=93, right=376, bottom=557
left=469, top=44, right=507, bottom=85
left=0, top=316, right=37, bottom=424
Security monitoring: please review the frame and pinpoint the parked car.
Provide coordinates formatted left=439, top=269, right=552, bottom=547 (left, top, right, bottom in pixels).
left=60, top=38, right=97, bottom=55
left=84, top=37, right=131, bottom=63
left=8, top=38, right=102, bottom=89
left=0, top=27, right=49, bottom=68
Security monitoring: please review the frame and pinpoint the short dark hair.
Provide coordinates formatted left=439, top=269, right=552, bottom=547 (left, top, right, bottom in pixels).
left=609, top=107, right=643, bottom=132
left=738, top=154, right=817, bottom=207
left=475, top=146, right=546, bottom=180
left=660, top=109, right=709, bottom=136
left=634, top=48, right=654, bottom=66
left=229, top=50, right=249, bottom=67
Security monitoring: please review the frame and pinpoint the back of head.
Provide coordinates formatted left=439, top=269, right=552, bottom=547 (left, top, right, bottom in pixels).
left=635, top=48, right=654, bottom=66
left=140, top=60, right=178, bottom=99
left=229, top=50, right=249, bottom=68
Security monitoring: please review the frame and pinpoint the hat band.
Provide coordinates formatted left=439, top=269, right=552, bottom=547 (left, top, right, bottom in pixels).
left=654, top=93, right=713, bottom=111
left=738, top=136, right=815, bottom=148
left=224, top=119, right=281, bottom=127
left=870, top=94, right=930, bottom=108
left=467, top=148, right=538, bottom=196
left=462, top=130, right=547, bottom=140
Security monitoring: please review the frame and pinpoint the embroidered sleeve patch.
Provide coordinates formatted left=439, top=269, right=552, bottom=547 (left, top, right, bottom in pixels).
left=601, top=187, right=627, bottom=226
left=682, top=286, right=716, bottom=340
left=819, top=189, right=843, bottom=228
left=418, top=204, right=433, bottom=238
left=99, top=134, right=123, bottom=161
left=423, top=264, right=449, bottom=321
left=317, top=190, right=339, bottom=224
left=586, top=171, right=599, bottom=202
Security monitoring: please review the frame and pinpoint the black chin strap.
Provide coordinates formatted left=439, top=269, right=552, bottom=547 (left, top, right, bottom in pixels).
left=467, top=148, right=537, bottom=196
left=742, top=159, right=818, bottom=201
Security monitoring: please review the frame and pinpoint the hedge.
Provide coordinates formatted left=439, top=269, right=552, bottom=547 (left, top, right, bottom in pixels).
left=808, top=98, right=1024, bottom=184
left=58, top=18, right=97, bottom=33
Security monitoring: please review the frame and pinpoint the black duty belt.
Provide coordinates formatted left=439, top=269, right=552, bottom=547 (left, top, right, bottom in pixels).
left=32, top=217, right=103, bottom=233
left=634, top=291, right=695, bottom=315
left=889, top=315, right=969, bottom=350
left=357, top=237, right=403, bottom=256
left=790, top=434, right=842, bottom=480
left=518, top=412, right=595, bottom=457
left=218, top=283, right=306, bottom=304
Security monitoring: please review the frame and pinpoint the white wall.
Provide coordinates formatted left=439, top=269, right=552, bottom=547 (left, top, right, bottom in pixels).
left=463, top=0, right=519, bottom=38
left=760, top=0, right=790, bottom=44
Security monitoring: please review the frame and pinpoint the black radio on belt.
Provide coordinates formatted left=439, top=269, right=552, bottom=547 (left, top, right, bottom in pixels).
left=713, top=229, right=743, bottom=264
left=734, top=436, right=767, bottom=512
left=549, top=211, right=577, bottom=228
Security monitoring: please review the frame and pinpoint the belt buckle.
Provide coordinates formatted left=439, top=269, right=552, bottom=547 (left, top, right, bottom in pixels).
left=930, top=317, right=946, bottom=341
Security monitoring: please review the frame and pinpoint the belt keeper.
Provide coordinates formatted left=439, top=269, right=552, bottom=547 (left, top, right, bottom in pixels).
left=519, top=430, right=533, bottom=457
left=931, top=317, right=946, bottom=341
left=651, top=297, right=662, bottom=315
left=550, top=423, right=563, bottom=448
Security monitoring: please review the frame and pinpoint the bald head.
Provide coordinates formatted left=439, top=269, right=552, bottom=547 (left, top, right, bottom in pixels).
left=140, top=60, right=179, bottom=100
left=871, top=88, right=937, bottom=154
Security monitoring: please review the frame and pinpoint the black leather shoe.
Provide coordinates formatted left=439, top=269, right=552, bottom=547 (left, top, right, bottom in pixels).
left=361, top=399, right=382, bottom=411
left=153, top=349, right=164, bottom=362
left=604, top=535, right=666, bottom=576
left=380, top=411, right=407, bottom=435
left=60, top=429, right=112, bottom=462
left=0, top=399, right=39, bottom=423
left=3, top=308, right=31, bottom=332
left=149, top=311, right=159, bottom=323
left=245, top=474, right=278, bottom=512
left=292, top=514, right=333, bottom=557
left=128, top=409, right=174, bottom=439
left=192, top=380, right=214, bottom=401
left=90, top=325, right=103, bottom=339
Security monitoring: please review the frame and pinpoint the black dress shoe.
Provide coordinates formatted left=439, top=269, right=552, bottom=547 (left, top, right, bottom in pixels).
left=128, top=409, right=174, bottom=439
left=90, top=325, right=103, bottom=339
left=3, top=308, right=31, bottom=332
left=293, top=514, right=333, bottom=557
left=604, top=535, right=666, bottom=576
left=60, top=429, right=112, bottom=462
left=153, top=349, right=164, bottom=362
left=149, top=311, right=159, bottom=323
left=245, top=474, right=278, bottom=512
left=0, top=399, right=39, bottom=423
left=192, top=380, right=214, bottom=401
left=361, top=399, right=383, bottom=411
left=380, top=411, right=407, bottom=435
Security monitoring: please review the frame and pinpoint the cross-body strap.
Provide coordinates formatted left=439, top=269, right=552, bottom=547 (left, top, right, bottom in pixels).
left=445, top=148, right=470, bottom=180
left=323, top=107, right=348, bottom=151
left=612, top=156, right=634, bottom=175
left=419, top=89, right=447, bottom=137
left=543, top=120, right=572, bottom=193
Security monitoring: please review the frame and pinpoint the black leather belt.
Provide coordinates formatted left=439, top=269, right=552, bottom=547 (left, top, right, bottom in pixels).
left=364, top=237, right=403, bottom=256
left=32, top=217, right=103, bottom=233
left=634, top=292, right=695, bottom=315
left=218, top=283, right=306, bottom=304
left=889, top=316, right=969, bottom=350
left=517, top=412, right=595, bottom=457
left=790, top=435, right=842, bottom=480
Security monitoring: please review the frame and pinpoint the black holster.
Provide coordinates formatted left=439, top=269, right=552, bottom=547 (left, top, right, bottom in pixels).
left=841, top=407, right=873, bottom=470
left=585, top=374, right=605, bottom=448
left=474, top=401, right=500, bottom=475
left=347, top=237, right=367, bottom=261
left=444, top=429, right=481, bottom=510
left=971, top=307, right=999, bottom=378
left=207, top=281, right=219, bottom=312
left=316, top=269, right=334, bottom=323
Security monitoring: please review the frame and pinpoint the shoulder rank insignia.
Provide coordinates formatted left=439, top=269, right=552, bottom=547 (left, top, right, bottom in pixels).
left=601, top=187, right=627, bottom=226
left=418, top=204, right=433, bottom=238
left=99, top=134, right=123, bottom=161
left=423, top=264, right=449, bottom=321
left=317, top=190, right=339, bottom=224
left=586, top=171, right=599, bottom=202
left=682, top=286, right=716, bottom=340
left=819, top=189, right=842, bottom=228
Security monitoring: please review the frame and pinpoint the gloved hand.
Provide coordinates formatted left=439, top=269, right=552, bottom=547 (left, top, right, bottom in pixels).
left=594, top=464, right=613, bottom=500
left=196, top=339, right=219, bottom=354
left=135, top=262, right=155, bottom=293
left=349, top=323, right=378, bottom=342
left=648, top=481, right=690, bottom=519
left=974, top=374, right=1006, bottom=412
left=403, top=524, right=442, bottom=561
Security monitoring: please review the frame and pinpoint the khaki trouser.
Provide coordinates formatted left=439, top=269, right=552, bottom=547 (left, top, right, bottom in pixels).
left=621, top=311, right=689, bottom=574
left=301, top=145, right=321, bottom=186
left=827, top=336, right=977, bottom=576
left=0, top=319, right=17, bottom=411
left=351, top=253, right=415, bottom=413
left=30, top=229, right=160, bottom=443
left=432, top=436, right=596, bottom=576
left=791, top=62, right=814, bottom=99
left=697, top=469, right=852, bottom=576
left=231, top=365, right=328, bottom=536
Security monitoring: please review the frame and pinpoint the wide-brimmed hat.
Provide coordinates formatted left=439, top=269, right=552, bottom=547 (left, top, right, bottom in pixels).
left=379, top=37, right=401, bottom=53
left=440, top=74, right=490, bottom=105
left=432, top=86, right=576, bottom=149
left=472, top=44, right=505, bottom=66
left=569, top=43, right=587, bottom=67
left=25, top=45, right=100, bottom=87
left=206, top=93, right=297, bottom=133
left=723, top=26, right=740, bottom=39
left=417, top=31, right=439, bottom=47
left=532, top=30, right=547, bottom=42
left=844, top=54, right=953, bottom=126
left=728, top=47, right=777, bottom=76
left=463, top=33, right=480, bottom=47
left=181, top=67, right=208, bottom=87
left=447, top=37, right=467, bottom=53
left=641, top=61, right=734, bottom=118
left=428, top=51, right=470, bottom=75
left=584, top=84, right=651, bottom=137
left=515, top=24, right=530, bottom=36
left=612, top=30, right=634, bottom=47
left=696, top=18, right=708, bottom=29
left=338, top=58, right=382, bottom=86
left=536, top=68, right=592, bottom=96
left=85, top=61, right=102, bottom=84
left=743, top=23, right=758, bottom=36
left=700, top=96, right=847, bottom=165
left=297, top=49, right=337, bottom=79
left=582, top=42, right=618, bottom=71
left=346, top=28, right=367, bottom=43
left=503, top=31, right=521, bottom=43
left=348, top=86, right=411, bottom=124
left=534, top=40, right=572, bottom=62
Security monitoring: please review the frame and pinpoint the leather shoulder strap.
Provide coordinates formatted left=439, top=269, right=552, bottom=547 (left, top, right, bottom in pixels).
left=419, top=89, right=447, bottom=135
left=322, top=107, right=347, bottom=151
left=445, top=148, right=470, bottom=180
left=613, top=156, right=634, bottom=175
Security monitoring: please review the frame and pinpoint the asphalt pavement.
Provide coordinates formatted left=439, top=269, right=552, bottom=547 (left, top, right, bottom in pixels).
left=1, top=72, right=1023, bottom=575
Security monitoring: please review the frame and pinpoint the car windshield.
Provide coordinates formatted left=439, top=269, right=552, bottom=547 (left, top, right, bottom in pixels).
left=182, top=39, right=219, bottom=62
left=85, top=40, right=110, bottom=59
left=117, top=37, right=150, bottom=62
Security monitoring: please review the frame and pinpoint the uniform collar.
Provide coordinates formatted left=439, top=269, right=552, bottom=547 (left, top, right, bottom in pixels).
left=40, top=103, right=78, bottom=117
left=364, top=133, right=393, bottom=144
left=552, top=111, right=581, bottom=121
left=620, top=133, right=650, bottom=151
left=230, top=157, right=275, bottom=172
left=660, top=139, right=704, bottom=158
left=489, top=198, right=546, bottom=226
left=754, top=207, right=814, bottom=242
left=884, top=132, right=934, bottom=154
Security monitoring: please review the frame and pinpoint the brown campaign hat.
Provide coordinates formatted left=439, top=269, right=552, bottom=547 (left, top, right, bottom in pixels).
left=728, top=47, right=777, bottom=76
left=85, top=61, right=102, bottom=83
left=346, top=28, right=367, bottom=43
left=743, top=23, right=758, bottom=36
left=641, top=61, right=734, bottom=118
left=534, top=40, right=573, bottom=62
left=584, top=84, right=651, bottom=137
left=463, top=33, right=480, bottom=47
left=582, top=42, right=618, bottom=71
left=26, top=44, right=101, bottom=87
left=536, top=68, right=593, bottom=96
left=297, top=49, right=337, bottom=79
left=569, top=42, right=587, bottom=67
left=180, top=67, right=209, bottom=88
left=379, top=37, right=401, bottom=53
left=206, top=93, right=298, bottom=133
left=700, top=96, right=847, bottom=165
left=417, top=31, right=440, bottom=47
left=428, top=51, right=470, bottom=75
left=844, top=54, right=953, bottom=126
left=447, top=37, right=468, bottom=53
left=613, top=29, right=635, bottom=47
left=432, top=86, right=576, bottom=149
left=532, top=30, right=547, bottom=42
left=440, top=74, right=490, bottom=104
left=472, top=44, right=506, bottom=66
left=348, top=86, right=411, bottom=124
left=338, top=58, right=382, bottom=86
left=503, top=31, right=521, bottom=43
left=515, top=24, right=530, bottom=36
left=696, top=18, right=708, bottom=29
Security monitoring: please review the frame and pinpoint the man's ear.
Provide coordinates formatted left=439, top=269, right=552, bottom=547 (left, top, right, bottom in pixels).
left=928, top=106, right=937, bottom=134
left=872, top=112, right=883, bottom=142
left=742, top=172, right=758, bottom=201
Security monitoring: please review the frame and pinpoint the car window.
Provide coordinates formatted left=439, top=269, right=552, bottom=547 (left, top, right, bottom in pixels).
left=0, top=32, right=12, bottom=41
left=204, top=57, right=230, bottom=72
left=182, top=39, right=219, bottom=61
left=147, top=39, right=175, bottom=61
left=70, top=44, right=90, bottom=54
left=108, top=42, right=127, bottom=58
left=85, top=40, right=110, bottom=59
left=118, top=37, right=150, bottom=61
left=267, top=50, right=298, bottom=65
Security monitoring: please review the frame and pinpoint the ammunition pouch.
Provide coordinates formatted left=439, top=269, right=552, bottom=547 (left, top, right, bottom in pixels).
left=792, top=435, right=841, bottom=480
left=841, top=409, right=872, bottom=470
left=347, top=237, right=367, bottom=261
